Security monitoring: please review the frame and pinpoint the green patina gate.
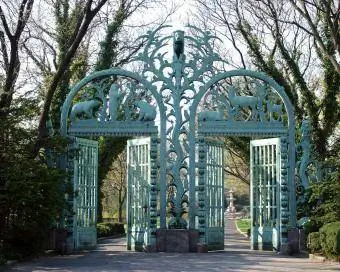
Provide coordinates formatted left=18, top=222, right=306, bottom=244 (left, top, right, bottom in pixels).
left=70, top=137, right=98, bottom=249
left=201, top=139, right=225, bottom=250
left=126, top=138, right=151, bottom=251
left=250, top=138, right=281, bottom=251
left=59, top=26, right=299, bottom=253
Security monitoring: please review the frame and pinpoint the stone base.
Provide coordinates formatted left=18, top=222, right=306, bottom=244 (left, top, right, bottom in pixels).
left=288, top=228, right=306, bottom=254
left=156, top=229, right=199, bottom=252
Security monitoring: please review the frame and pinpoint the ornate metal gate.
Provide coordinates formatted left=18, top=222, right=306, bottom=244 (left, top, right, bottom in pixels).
left=204, top=139, right=224, bottom=250
left=72, top=137, right=98, bottom=250
left=126, top=138, right=151, bottom=251
left=60, top=25, right=297, bottom=253
left=250, top=138, right=280, bottom=251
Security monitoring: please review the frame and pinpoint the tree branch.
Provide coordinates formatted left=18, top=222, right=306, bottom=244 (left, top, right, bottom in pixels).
left=0, top=31, right=9, bottom=70
left=0, top=0, right=34, bottom=118
left=289, top=0, right=340, bottom=73
left=35, top=0, right=109, bottom=146
left=0, top=5, right=13, bottom=39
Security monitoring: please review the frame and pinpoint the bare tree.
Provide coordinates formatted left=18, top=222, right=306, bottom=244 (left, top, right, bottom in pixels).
left=23, top=0, right=178, bottom=156
left=0, top=0, right=34, bottom=119
left=102, top=150, right=127, bottom=222
left=194, top=0, right=339, bottom=165
left=287, top=0, right=339, bottom=73
left=223, top=137, right=250, bottom=185
left=34, top=0, right=108, bottom=152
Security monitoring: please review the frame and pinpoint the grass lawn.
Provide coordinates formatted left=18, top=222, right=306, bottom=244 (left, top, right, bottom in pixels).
left=236, top=218, right=251, bottom=234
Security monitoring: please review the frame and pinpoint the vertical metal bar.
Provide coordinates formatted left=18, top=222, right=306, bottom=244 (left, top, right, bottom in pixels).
left=221, top=142, right=225, bottom=231
left=266, top=144, right=270, bottom=223
left=126, top=143, right=131, bottom=250
left=197, top=137, right=207, bottom=246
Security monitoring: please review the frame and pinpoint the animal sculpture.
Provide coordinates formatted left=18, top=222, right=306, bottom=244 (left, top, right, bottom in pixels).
left=70, top=99, right=101, bottom=121
left=109, top=83, right=123, bottom=121
left=228, top=86, right=258, bottom=108
left=267, top=102, right=283, bottom=122
left=198, top=105, right=224, bottom=121
left=134, top=100, right=156, bottom=121
left=173, top=30, right=184, bottom=59
left=228, top=86, right=258, bottom=119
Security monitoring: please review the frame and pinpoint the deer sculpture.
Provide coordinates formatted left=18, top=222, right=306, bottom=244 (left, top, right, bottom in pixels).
left=198, top=104, right=224, bottom=121
left=267, top=101, right=283, bottom=122
left=228, top=86, right=259, bottom=120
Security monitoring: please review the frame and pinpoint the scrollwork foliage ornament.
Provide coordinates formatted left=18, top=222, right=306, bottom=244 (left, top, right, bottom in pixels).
left=295, top=118, right=322, bottom=207
left=131, top=25, right=227, bottom=228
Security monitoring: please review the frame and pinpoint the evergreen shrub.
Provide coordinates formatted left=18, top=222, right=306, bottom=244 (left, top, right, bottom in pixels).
left=97, top=222, right=125, bottom=238
left=319, top=221, right=340, bottom=260
left=307, top=232, right=321, bottom=253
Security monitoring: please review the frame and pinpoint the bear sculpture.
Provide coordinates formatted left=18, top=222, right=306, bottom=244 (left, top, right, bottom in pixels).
left=70, top=100, right=101, bottom=121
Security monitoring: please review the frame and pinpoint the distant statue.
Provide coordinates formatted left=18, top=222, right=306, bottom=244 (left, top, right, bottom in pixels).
left=173, top=30, right=184, bottom=60
left=70, top=99, right=101, bottom=121
left=109, top=83, right=123, bottom=121
left=134, top=100, right=156, bottom=121
left=227, top=190, right=236, bottom=213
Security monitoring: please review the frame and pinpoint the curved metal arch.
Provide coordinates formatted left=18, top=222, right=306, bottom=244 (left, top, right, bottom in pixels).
left=188, top=68, right=296, bottom=227
left=60, top=68, right=166, bottom=136
left=189, top=69, right=295, bottom=128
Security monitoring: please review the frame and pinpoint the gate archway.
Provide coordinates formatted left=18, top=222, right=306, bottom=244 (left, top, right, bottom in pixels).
left=60, top=26, right=296, bottom=253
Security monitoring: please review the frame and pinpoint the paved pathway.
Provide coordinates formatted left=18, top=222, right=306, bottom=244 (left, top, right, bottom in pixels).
left=2, top=213, right=340, bottom=272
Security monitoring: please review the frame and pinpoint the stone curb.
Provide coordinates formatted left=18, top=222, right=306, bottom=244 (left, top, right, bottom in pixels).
left=309, top=253, right=326, bottom=262
left=308, top=253, right=340, bottom=264
left=233, top=218, right=250, bottom=239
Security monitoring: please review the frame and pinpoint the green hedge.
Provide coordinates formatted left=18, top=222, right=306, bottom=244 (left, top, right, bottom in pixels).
left=307, top=232, right=321, bottom=253
left=97, top=222, right=125, bottom=238
left=319, top=221, right=340, bottom=260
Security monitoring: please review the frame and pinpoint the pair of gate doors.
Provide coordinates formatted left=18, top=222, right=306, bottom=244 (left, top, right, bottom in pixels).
left=70, top=136, right=282, bottom=251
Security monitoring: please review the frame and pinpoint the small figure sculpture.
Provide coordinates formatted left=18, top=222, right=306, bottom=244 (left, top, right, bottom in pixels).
left=134, top=100, right=156, bottom=121
left=173, top=30, right=184, bottom=60
left=298, top=119, right=313, bottom=188
left=109, top=83, right=123, bottom=121
left=70, top=99, right=101, bottom=121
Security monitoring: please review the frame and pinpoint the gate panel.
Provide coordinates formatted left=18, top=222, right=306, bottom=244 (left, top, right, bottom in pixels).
left=205, top=139, right=224, bottom=250
left=73, top=138, right=98, bottom=250
left=250, top=138, right=280, bottom=251
left=127, top=138, right=151, bottom=251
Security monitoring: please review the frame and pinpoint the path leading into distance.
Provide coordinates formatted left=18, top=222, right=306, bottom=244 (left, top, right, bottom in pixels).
left=3, top=213, right=340, bottom=272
